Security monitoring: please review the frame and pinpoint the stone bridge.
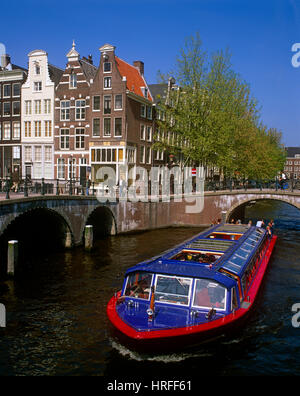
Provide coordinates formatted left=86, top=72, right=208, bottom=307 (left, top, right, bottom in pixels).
left=0, top=189, right=300, bottom=247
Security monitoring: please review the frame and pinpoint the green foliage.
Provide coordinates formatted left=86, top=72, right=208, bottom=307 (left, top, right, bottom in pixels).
left=154, top=33, right=286, bottom=180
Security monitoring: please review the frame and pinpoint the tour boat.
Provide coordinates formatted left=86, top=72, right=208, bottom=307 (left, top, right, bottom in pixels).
left=107, top=223, right=277, bottom=352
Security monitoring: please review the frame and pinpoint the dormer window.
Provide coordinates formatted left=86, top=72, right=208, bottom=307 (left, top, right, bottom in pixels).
left=70, top=72, right=77, bottom=88
left=141, top=87, right=148, bottom=98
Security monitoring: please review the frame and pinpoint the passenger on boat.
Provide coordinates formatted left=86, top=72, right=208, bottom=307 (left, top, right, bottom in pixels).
left=247, top=220, right=252, bottom=228
left=256, top=219, right=265, bottom=228
left=266, top=225, right=272, bottom=239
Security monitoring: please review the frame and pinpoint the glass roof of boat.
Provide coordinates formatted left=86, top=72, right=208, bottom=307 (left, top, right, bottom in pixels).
left=185, top=239, right=234, bottom=252
left=217, top=228, right=265, bottom=276
left=124, top=224, right=265, bottom=286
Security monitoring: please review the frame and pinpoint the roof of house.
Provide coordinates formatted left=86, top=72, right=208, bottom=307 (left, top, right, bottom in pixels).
left=285, top=147, right=300, bottom=157
left=48, top=64, right=64, bottom=86
left=79, top=58, right=97, bottom=81
left=115, top=56, right=152, bottom=101
left=148, top=83, right=168, bottom=104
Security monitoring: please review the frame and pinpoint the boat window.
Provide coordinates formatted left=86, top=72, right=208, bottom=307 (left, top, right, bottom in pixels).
left=124, top=271, right=153, bottom=300
left=231, top=287, right=238, bottom=311
left=154, top=275, right=192, bottom=306
left=192, top=279, right=227, bottom=311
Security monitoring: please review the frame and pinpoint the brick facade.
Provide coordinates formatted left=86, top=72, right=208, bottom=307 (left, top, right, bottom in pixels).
left=0, top=54, right=27, bottom=180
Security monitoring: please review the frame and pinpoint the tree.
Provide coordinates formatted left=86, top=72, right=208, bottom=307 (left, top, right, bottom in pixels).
left=154, top=32, right=285, bottom=181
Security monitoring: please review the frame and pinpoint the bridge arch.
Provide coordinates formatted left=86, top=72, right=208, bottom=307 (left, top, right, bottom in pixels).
left=226, top=196, right=300, bottom=223
left=0, top=207, right=74, bottom=273
left=83, top=205, right=117, bottom=241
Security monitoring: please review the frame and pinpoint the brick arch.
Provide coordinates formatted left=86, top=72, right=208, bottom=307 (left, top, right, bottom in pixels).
left=0, top=206, right=75, bottom=243
left=226, top=196, right=300, bottom=222
left=81, top=204, right=117, bottom=241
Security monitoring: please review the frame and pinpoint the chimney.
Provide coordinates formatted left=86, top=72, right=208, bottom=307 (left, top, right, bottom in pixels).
left=82, top=55, right=93, bottom=65
left=133, top=61, right=144, bottom=76
left=1, top=54, right=11, bottom=69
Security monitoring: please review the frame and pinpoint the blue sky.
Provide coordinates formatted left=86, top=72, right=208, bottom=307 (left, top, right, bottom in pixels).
left=1, top=0, right=300, bottom=146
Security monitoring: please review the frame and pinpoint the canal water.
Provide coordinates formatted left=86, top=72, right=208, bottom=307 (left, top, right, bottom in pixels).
left=0, top=200, right=300, bottom=377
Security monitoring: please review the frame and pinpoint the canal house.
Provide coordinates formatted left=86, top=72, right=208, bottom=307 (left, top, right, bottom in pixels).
left=54, top=42, right=97, bottom=185
left=88, top=44, right=154, bottom=188
left=21, top=50, right=63, bottom=181
left=0, top=54, right=27, bottom=180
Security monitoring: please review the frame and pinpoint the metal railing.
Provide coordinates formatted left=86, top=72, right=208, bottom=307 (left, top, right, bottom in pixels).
left=0, top=177, right=299, bottom=200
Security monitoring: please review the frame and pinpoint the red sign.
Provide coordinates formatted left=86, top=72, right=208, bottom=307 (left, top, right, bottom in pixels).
left=191, top=168, right=197, bottom=175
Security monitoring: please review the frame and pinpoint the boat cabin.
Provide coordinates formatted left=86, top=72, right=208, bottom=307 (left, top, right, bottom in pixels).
left=116, top=224, right=269, bottom=331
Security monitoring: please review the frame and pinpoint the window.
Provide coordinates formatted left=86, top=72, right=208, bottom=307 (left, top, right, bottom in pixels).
left=13, top=83, right=21, bottom=97
left=24, top=121, right=31, bottom=137
left=154, top=275, right=192, bottom=306
left=104, top=76, right=112, bottom=89
left=45, top=146, right=52, bottom=162
left=103, top=62, right=112, bottom=72
left=34, top=146, right=42, bottom=162
left=57, top=158, right=65, bottom=179
left=103, top=118, right=111, bottom=136
left=12, top=122, right=20, bottom=139
left=115, top=94, right=122, bottom=110
left=92, top=118, right=100, bottom=137
left=3, top=122, right=11, bottom=140
left=68, top=157, right=76, bottom=179
left=34, top=121, right=41, bottom=137
left=93, top=96, right=100, bottom=111
left=144, top=87, right=148, bottom=98
left=192, top=279, right=226, bottom=311
left=124, top=272, right=153, bottom=300
left=146, top=126, right=152, bottom=142
left=60, top=129, right=70, bottom=149
left=140, top=124, right=145, bottom=140
left=3, top=84, right=11, bottom=97
left=3, top=102, right=10, bottom=116
left=25, top=100, right=32, bottom=115
left=146, top=147, right=151, bottom=164
left=12, top=101, right=20, bottom=116
left=60, top=101, right=70, bottom=120
left=75, top=100, right=86, bottom=120
left=114, top=118, right=122, bottom=137
left=34, top=100, right=41, bottom=114
left=34, top=81, right=42, bottom=91
left=146, top=105, right=152, bottom=119
left=70, top=72, right=77, bottom=88
left=140, top=145, right=145, bottom=163
left=24, top=146, right=32, bottom=162
left=104, top=95, right=111, bottom=114
left=44, top=121, right=52, bottom=137
left=127, top=148, right=135, bottom=164
left=13, top=146, right=20, bottom=159
left=75, top=128, right=85, bottom=149
left=140, top=104, right=146, bottom=117
left=44, top=99, right=51, bottom=114
left=35, top=64, right=41, bottom=75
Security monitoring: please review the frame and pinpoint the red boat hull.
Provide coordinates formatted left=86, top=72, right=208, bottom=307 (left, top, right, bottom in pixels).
left=107, top=236, right=277, bottom=352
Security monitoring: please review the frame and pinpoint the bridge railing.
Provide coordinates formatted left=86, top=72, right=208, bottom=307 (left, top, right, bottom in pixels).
left=0, top=177, right=99, bottom=199
left=0, top=177, right=299, bottom=200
